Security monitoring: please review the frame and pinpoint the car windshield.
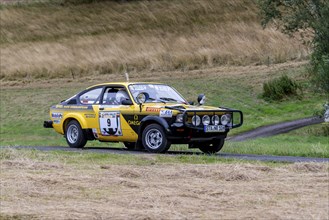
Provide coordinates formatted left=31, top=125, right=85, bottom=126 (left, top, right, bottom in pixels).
left=128, top=84, right=188, bottom=104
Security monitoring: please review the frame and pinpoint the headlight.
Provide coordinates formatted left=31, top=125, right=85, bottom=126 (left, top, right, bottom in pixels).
left=175, top=114, right=184, bottom=123
left=221, top=114, right=231, bottom=126
left=202, top=115, right=210, bottom=125
left=192, top=115, right=201, bottom=126
left=212, top=115, right=220, bottom=125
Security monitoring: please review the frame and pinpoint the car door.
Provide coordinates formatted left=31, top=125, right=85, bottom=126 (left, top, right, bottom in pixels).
left=96, top=86, right=138, bottom=142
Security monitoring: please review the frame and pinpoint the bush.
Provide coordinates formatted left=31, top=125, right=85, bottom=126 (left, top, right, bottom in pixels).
left=262, top=75, right=302, bottom=101
left=312, top=56, right=329, bottom=93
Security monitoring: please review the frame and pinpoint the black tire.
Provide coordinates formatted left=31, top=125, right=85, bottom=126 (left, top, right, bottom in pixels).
left=142, top=124, right=171, bottom=153
left=198, top=139, right=225, bottom=154
left=65, top=120, right=87, bottom=148
left=123, top=142, right=135, bottom=150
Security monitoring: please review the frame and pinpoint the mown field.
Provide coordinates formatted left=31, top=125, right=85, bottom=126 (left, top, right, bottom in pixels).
left=0, top=148, right=328, bottom=219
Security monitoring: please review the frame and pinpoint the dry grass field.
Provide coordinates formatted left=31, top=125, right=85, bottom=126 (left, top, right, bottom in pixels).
left=1, top=149, right=328, bottom=219
left=0, top=0, right=310, bottom=80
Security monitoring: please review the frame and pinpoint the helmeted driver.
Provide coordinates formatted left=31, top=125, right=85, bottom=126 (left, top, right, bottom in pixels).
left=115, top=90, right=129, bottom=104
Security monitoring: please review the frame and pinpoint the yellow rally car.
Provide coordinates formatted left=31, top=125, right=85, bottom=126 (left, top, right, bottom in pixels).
left=44, top=82, right=243, bottom=153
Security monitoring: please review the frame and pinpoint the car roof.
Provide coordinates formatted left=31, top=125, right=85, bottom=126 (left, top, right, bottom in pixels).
left=86, top=82, right=165, bottom=90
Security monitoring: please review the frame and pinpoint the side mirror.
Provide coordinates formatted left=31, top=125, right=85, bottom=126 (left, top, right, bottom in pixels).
left=121, top=99, right=133, bottom=105
left=197, top=94, right=206, bottom=105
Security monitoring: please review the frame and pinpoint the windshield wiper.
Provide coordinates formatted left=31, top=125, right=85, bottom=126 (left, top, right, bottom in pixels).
left=148, top=97, right=166, bottom=103
left=159, top=97, right=183, bottom=103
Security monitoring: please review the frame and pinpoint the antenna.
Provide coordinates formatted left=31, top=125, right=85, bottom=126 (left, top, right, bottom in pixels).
left=125, top=72, right=129, bottom=82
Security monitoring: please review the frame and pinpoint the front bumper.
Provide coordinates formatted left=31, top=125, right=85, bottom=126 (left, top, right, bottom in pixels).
left=167, top=106, right=243, bottom=144
left=168, top=106, right=243, bottom=130
left=43, top=120, right=53, bottom=128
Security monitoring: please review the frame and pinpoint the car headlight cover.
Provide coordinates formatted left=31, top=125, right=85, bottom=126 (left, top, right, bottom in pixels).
left=192, top=115, right=201, bottom=126
left=202, top=115, right=210, bottom=125
left=175, top=114, right=184, bottom=123
left=221, top=114, right=231, bottom=126
left=212, top=115, right=220, bottom=125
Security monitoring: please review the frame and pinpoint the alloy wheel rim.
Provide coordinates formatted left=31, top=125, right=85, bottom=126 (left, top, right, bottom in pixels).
left=67, top=125, right=79, bottom=144
left=145, top=128, right=163, bottom=149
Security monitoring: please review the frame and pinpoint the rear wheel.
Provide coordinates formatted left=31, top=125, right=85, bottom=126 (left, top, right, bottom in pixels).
left=65, top=120, right=87, bottom=148
left=142, top=124, right=171, bottom=153
left=198, top=139, right=225, bottom=154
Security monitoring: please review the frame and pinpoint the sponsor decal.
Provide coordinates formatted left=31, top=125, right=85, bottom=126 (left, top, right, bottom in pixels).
left=128, top=114, right=141, bottom=126
left=51, top=112, right=63, bottom=119
left=63, top=105, right=89, bottom=109
left=53, top=120, right=61, bottom=124
left=128, top=120, right=141, bottom=126
left=159, top=110, right=173, bottom=118
left=84, top=114, right=96, bottom=118
left=146, top=107, right=161, bottom=112
left=99, top=112, right=122, bottom=136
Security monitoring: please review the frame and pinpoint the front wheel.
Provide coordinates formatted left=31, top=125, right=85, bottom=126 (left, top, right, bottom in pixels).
left=142, top=124, right=171, bottom=153
left=65, top=120, right=87, bottom=148
left=198, top=139, right=225, bottom=154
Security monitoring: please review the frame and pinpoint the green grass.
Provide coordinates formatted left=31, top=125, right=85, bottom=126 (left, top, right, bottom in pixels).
left=0, top=66, right=327, bottom=158
left=0, top=147, right=286, bottom=166
left=0, top=148, right=254, bottom=166
left=222, top=124, right=329, bottom=158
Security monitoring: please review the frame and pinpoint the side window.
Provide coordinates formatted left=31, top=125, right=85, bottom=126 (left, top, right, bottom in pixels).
left=103, top=87, right=130, bottom=105
left=79, top=88, right=103, bottom=105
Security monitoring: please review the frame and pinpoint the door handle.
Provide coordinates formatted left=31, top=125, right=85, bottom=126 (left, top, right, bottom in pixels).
left=99, top=107, right=104, bottom=110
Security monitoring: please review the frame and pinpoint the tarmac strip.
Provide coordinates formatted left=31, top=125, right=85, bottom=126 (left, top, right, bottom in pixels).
left=2, top=146, right=328, bottom=163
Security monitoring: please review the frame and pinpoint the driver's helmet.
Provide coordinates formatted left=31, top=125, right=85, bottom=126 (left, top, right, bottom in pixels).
left=116, top=90, right=129, bottom=103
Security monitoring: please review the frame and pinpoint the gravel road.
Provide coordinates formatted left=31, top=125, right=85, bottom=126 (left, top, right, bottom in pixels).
left=3, top=145, right=328, bottom=163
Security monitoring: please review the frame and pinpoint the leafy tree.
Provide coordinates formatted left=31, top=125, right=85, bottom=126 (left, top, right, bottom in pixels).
left=258, top=0, right=329, bottom=93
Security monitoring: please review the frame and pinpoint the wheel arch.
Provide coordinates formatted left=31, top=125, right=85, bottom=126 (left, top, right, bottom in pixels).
left=137, top=116, right=171, bottom=141
left=62, top=114, right=88, bottom=133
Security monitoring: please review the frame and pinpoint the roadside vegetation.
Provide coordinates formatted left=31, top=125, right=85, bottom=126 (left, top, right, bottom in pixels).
left=259, top=0, right=329, bottom=93
left=261, top=74, right=302, bottom=101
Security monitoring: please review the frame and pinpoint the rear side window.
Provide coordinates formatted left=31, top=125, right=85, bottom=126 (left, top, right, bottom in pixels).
left=79, top=88, right=102, bottom=105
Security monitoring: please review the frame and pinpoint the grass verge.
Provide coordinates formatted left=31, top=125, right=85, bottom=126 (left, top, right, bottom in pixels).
left=0, top=64, right=327, bottom=157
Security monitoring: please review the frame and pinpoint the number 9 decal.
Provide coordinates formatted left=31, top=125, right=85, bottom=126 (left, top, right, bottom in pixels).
left=99, top=112, right=122, bottom=136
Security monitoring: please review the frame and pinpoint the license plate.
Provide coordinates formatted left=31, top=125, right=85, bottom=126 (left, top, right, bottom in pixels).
left=204, top=125, right=226, bottom=133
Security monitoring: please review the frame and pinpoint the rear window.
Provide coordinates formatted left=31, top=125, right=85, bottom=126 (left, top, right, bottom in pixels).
left=79, top=88, right=103, bottom=105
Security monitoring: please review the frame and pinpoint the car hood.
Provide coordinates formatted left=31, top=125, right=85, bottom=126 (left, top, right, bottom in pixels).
left=142, top=103, right=224, bottom=113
